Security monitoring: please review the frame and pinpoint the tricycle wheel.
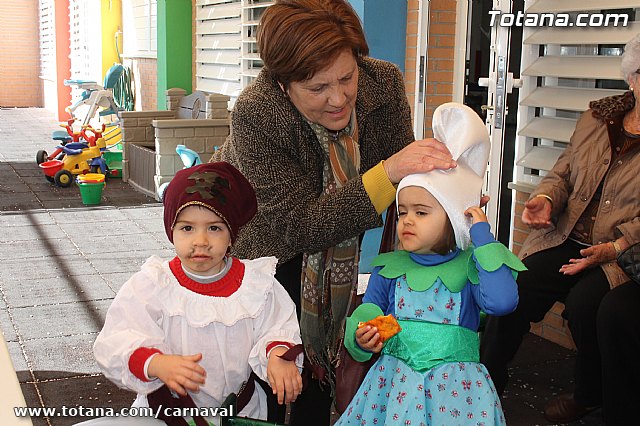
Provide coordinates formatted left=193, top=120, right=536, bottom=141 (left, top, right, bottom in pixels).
left=54, top=170, right=73, bottom=187
left=89, top=165, right=108, bottom=177
left=36, top=150, right=48, bottom=165
left=45, top=175, right=55, bottom=183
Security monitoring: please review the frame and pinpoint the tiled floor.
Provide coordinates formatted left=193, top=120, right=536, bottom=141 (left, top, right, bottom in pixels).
left=0, top=108, right=603, bottom=425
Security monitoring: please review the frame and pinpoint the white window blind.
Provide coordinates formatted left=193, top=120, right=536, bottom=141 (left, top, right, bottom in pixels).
left=69, top=0, right=102, bottom=84
left=122, top=0, right=157, bottom=58
left=38, top=0, right=55, bottom=81
left=240, top=1, right=272, bottom=90
left=513, top=3, right=638, bottom=191
left=195, top=0, right=242, bottom=103
left=195, top=0, right=272, bottom=106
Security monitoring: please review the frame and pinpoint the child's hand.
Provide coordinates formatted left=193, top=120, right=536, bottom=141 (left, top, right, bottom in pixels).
left=465, top=206, right=488, bottom=224
left=267, top=347, right=302, bottom=404
left=355, top=325, right=383, bottom=353
left=147, top=353, right=207, bottom=396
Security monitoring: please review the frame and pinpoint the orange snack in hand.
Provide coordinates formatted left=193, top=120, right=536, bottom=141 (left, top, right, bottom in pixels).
left=358, top=314, right=402, bottom=342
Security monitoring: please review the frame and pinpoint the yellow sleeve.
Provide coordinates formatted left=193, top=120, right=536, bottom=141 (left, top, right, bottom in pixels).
left=362, top=161, right=396, bottom=215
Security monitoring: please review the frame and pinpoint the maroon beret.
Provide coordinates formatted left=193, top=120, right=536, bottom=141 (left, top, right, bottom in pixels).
left=163, top=162, right=257, bottom=243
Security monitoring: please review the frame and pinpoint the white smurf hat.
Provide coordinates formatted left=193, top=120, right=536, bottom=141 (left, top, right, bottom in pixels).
left=396, top=102, right=490, bottom=250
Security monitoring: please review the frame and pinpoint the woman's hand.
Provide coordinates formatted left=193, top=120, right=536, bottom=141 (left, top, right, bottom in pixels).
left=465, top=206, right=488, bottom=224
left=522, top=196, right=552, bottom=229
left=559, top=243, right=617, bottom=275
left=147, top=353, right=207, bottom=396
left=267, top=347, right=302, bottom=404
left=383, top=138, right=456, bottom=184
left=355, top=325, right=383, bottom=353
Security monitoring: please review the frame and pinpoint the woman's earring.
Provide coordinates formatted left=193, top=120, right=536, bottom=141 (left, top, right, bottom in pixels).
left=278, top=82, right=289, bottom=98
left=632, top=86, right=635, bottom=91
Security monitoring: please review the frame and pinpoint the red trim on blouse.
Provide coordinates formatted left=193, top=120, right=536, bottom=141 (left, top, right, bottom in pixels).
left=129, top=347, right=163, bottom=382
left=266, top=341, right=294, bottom=357
left=169, top=256, right=245, bottom=297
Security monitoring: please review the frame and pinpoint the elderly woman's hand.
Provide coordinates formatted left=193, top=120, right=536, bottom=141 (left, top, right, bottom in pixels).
left=383, top=138, right=456, bottom=184
left=522, top=196, right=552, bottom=229
left=559, top=243, right=618, bottom=275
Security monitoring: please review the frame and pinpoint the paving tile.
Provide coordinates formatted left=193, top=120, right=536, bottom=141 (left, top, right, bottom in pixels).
left=0, top=193, right=45, bottom=212
left=0, top=211, right=56, bottom=226
left=19, top=382, right=44, bottom=423
left=0, top=224, right=67, bottom=242
left=57, top=218, right=147, bottom=239
left=150, top=232, right=172, bottom=248
left=40, top=199, right=90, bottom=210
left=0, top=238, right=81, bottom=261
left=0, top=181, right=32, bottom=193
left=132, top=217, right=166, bottom=234
left=73, top=233, right=166, bottom=255
left=35, top=375, right=136, bottom=426
left=50, top=208, right=129, bottom=224
left=35, top=188, right=83, bottom=202
left=120, top=205, right=164, bottom=220
left=2, top=274, right=115, bottom=308
left=7, top=340, right=29, bottom=374
left=12, top=162, right=43, bottom=171
left=11, top=300, right=111, bottom=339
left=23, top=334, right=102, bottom=380
left=99, top=272, right=139, bottom=293
left=0, top=308, right=18, bottom=342
left=86, top=249, right=174, bottom=275
left=0, top=254, right=96, bottom=281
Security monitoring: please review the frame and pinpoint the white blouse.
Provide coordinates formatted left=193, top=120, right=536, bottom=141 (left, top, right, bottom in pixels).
left=93, top=256, right=302, bottom=421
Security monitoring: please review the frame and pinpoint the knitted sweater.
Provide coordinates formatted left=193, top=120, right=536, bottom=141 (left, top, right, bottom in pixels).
left=213, top=57, right=414, bottom=264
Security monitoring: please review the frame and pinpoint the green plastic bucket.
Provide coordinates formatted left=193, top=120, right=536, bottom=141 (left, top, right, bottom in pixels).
left=78, top=182, right=105, bottom=205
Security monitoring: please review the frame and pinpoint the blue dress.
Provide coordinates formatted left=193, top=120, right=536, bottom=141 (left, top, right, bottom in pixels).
left=336, top=223, right=524, bottom=426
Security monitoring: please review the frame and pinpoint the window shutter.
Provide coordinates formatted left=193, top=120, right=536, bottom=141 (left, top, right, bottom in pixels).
left=195, top=0, right=242, bottom=103
left=122, top=0, right=157, bottom=58
left=513, top=4, right=636, bottom=191
left=195, top=0, right=272, bottom=107
left=68, top=0, right=103, bottom=85
left=38, top=0, right=55, bottom=81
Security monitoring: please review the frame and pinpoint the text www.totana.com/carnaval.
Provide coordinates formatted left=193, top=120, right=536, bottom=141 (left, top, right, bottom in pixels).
left=489, top=10, right=629, bottom=27
left=13, top=404, right=235, bottom=419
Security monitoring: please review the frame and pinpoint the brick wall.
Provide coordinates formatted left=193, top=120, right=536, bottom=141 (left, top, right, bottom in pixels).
left=404, top=0, right=419, bottom=114
left=125, top=57, right=158, bottom=111
left=0, top=0, right=43, bottom=107
left=403, top=0, right=456, bottom=137
left=424, top=0, right=456, bottom=137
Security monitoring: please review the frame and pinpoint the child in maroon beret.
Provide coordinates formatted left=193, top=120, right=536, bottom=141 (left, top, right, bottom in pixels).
left=91, top=162, right=302, bottom=424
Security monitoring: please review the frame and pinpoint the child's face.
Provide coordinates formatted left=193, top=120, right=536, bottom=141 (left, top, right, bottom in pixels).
left=397, top=186, right=449, bottom=254
left=172, top=205, right=231, bottom=276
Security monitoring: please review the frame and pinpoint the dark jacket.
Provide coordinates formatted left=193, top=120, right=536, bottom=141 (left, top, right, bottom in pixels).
left=521, top=91, right=640, bottom=287
left=213, top=57, right=414, bottom=264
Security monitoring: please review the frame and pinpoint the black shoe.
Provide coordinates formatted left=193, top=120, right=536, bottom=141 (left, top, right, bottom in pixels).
left=544, top=393, right=599, bottom=423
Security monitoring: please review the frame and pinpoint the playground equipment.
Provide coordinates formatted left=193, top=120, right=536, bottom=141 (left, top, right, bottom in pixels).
left=64, top=63, right=124, bottom=126
left=157, top=145, right=203, bottom=201
left=36, top=118, right=84, bottom=165
left=38, top=125, right=108, bottom=187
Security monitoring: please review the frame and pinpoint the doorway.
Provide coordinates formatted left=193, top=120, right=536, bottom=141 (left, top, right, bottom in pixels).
left=464, top=0, right=523, bottom=245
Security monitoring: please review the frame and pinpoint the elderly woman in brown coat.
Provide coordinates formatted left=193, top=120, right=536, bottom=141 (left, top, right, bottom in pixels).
left=481, top=34, right=640, bottom=426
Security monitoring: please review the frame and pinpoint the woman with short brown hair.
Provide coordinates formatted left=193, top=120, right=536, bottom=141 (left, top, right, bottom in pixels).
left=213, top=1, right=457, bottom=424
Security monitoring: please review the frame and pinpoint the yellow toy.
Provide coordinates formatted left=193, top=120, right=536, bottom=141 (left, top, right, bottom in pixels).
left=38, top=125, right=108, bottom=187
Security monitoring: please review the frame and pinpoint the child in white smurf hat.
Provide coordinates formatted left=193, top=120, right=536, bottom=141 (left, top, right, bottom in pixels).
left=335, top=103, right=526, bottom=426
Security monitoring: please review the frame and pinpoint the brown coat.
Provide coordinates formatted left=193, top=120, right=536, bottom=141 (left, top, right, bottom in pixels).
left=520, top=91, right=640, bottom=287
left=212, top=57, right=414, bottom=264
